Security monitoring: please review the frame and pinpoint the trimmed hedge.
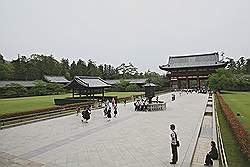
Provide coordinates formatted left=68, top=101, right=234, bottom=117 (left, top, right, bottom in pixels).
left=216, top=92, right=250, bottom=159
left=54, top=98, right=90, bottom=105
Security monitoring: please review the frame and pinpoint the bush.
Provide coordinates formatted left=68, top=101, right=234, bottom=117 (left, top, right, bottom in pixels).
left=46, top=83, right=65, bottom=95
left=114, top=80, right=130, bottom=91
left=30, top=80, right=47, bottom=95
left=54, top=98, right=89, bottom=105
left=125, top=84, right=140, bottom=92
left=3, top=83, right=28, bottom=97
left=216, top=92, right=250, bottom=159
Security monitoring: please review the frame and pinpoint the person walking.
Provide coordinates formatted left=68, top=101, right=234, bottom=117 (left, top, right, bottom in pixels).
left=103, top=100, right=109, bottom=117
left=204, top=141, right=218, bottom=166
left=107, top=101, right=112, bottom=121
left=114, top=102, right=118, bottom=118
left=81, top=106, right=91, bottom=123
left=170, top=124, right=179, bottom=164
left=112, top=98, right=116, bottom=108
left=76, top=106, right=80, bottom=116
left=123, top=99, right=126, bottom=106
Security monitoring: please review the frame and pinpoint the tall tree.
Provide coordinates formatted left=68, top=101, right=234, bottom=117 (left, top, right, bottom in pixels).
left=87, top=59, right=98, bottom=76
left=11, top=55, right=29, bottom=80
left=246, top=59, right=250, bottom=74
left=60, top=58, right=71, bottom=79
left=0, top=54, right=14, bottom=80
left=70, top=61, right=77, bottom=77
left=116, top=62, right=138, bottom=78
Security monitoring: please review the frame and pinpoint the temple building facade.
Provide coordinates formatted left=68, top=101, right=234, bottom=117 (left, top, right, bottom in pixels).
left=159, top=52, right=227, bottom=89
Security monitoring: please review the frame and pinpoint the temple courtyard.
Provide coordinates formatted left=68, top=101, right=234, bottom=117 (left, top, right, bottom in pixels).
left=0, top=92, right=209, bottom=167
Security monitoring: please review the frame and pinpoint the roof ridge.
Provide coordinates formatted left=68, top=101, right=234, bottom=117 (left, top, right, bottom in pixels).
left=169, top=52, right=218, bottom=58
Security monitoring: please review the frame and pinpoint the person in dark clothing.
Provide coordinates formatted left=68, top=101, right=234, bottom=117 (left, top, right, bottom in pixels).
left=170, top=124, right=179, bottom=164
left=204, top=141, right=218, bottom=166
left=114, top=103, right=118, bottom=118
left=107, top=101, right=112, bottom=121
left=81, top=106, right=91, bottom=123
left=76, top=106, right=80, bottom=116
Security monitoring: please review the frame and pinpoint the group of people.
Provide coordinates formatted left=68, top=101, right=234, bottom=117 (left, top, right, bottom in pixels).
left=76, top=105, right=92, bottom=123
left=103, top=98, right=118, bottom=121
left=76, top=98, right=118, bottom=123
left=169, top=124, right=218, bottom=166
left=134, top=99, right=148, bottom=111
left=76, top=99, right=218, bottom=166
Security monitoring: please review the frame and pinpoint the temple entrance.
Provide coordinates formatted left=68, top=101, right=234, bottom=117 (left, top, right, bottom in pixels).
left=159, top=52, right=227, bottom=90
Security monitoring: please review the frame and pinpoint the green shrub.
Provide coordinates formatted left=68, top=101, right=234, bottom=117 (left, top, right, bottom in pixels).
left=125, top=84, right=140, bottom=92
left=3, top=83, right=28, bottom=97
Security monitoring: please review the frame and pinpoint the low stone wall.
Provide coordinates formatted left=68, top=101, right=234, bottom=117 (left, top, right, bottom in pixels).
left=147, top=102, right=166, bottom=111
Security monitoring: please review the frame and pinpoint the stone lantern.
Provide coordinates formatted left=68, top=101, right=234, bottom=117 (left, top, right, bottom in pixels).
left=144, top=83, right=156, bottom=104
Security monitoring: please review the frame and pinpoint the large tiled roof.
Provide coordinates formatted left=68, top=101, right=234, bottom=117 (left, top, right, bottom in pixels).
left=0, top=81, right=36, bottom=88
left=159, top=52, right=227, bottom=70
left=105, top=79, right=148, bottom=85
left=44, top=76, right=69, bottom=83
left=65, top=76, right=111, bottom=89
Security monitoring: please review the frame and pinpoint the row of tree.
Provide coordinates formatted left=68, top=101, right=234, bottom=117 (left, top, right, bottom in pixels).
left=0, top=81, right=65, bottom=98
left=0, top=53, right=165, bottom=82
left=209, top=57, right=250, bottom=91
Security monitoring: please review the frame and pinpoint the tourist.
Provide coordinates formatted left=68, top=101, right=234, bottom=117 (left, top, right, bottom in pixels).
left=76, top=106, right=80, bottom=116
left=112, top=98, right=116, bottom=108
left=156, top=96, right=159, bottom=103
left=103, top=100, right=109, bottom=117
left=139, top=99, right=143, bottom=111
left=171, top=94, right=175, bottom=101
left=81, top=106, right=91, bottom=123
left=144, top=100, right=148, bottom=111
left=170, top=124, right=179, bottom=164
left=114, top=103, right=118, bottom=118
left=107, top=100, right=112, bottom=121
left=134, top=100, right=139, bottom=111
left=123, top=99, right=127, bottom=106
left=204, top=141, right=218, bottom=166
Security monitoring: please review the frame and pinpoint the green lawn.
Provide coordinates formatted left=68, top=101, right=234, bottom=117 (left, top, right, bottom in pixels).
left=221, top=91, right=250, bottom=131
left=215, top=96, right=249, bottom=167
left=0, top=92, right=144, bottom=115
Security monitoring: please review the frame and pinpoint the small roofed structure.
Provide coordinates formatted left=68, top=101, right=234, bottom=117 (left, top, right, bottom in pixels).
left=44, top=75, right=69, bottom=84
left=159, top=52, right=227, bottom=89
left=64, top=76, right=111, bottom=100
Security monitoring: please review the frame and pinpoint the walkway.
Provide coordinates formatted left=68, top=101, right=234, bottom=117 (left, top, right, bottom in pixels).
left=0, top=92, right=208, bottom=167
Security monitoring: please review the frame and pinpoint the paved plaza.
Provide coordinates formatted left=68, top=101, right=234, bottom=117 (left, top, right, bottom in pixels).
left=0, top=92, right=209, bottom=167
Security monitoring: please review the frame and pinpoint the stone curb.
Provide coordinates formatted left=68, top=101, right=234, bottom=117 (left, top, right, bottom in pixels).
left=180, top=94, right=209, bottom=166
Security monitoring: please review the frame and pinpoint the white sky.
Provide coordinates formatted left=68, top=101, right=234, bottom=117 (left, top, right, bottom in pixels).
left=1, top=0, right=250, bottom=73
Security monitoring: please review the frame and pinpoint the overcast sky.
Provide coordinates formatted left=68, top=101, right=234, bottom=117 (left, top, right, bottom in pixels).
left=1, top=0, right=250, bottom=73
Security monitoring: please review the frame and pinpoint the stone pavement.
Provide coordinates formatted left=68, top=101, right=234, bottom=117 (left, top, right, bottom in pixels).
left=0, top=92, right=208, bottom=167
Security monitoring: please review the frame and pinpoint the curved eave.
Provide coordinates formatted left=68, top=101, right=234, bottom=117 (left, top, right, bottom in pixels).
left=159, top=63, right=227, bottom=71
left=64, top=79, right=111, bottom=89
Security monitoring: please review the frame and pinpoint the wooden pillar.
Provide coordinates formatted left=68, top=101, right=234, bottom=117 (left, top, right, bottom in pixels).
left=186, top=76, right=188, bottom=89
left=177, top=78, right=181, bottom=89
left=73, top=88, right=75, bottom=98
left=188, top=78, right=190, bottom=89
left=102, top=88, right=104, bottom=101
left=197, top=76, right=201, bottom=89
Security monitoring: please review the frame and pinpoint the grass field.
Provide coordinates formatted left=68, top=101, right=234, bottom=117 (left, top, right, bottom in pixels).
left=221, top=91, right=250, bottom=131
left=215, top=96, right=249, bottom=167
left=0, top=92, right=144, bottom=115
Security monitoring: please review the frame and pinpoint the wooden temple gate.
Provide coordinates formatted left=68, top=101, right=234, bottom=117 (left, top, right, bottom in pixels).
left=159, top=52, right=227, bottom=89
